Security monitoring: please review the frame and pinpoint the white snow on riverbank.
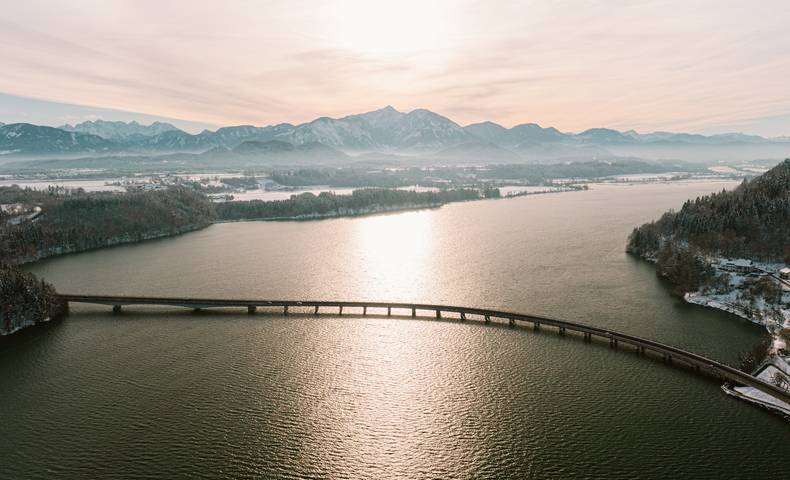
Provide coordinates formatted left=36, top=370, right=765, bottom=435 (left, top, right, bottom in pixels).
left=684, top=259, right=790, bottom=332
left=685, top=257, right=790, bottom=417
left=726, top=357, right=790, bottom=417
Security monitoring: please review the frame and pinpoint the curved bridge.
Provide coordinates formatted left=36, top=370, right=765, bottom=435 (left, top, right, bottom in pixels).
left=58, top=294, right=790, bottom=405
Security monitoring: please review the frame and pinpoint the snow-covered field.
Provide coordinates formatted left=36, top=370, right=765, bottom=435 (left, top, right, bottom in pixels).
left=0, top=179, right=125, bottom=192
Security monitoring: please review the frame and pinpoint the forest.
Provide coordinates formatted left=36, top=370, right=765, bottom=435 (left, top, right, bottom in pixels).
left=0, top=263, right=67, bottom=335
left=216, top=188, right=497, bottom=220
left=628, top=159, right=790, bottom=263
left=1, top=185, right=499, bottom=264
left=0, top=186, right=216, bottom=265
left=269, top=160, right=697, bottom=188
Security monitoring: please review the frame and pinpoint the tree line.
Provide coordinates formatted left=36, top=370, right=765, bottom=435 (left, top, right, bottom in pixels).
left=1, top=185, right=500, bottom=264
left=215, top=188, right=497, bottom=220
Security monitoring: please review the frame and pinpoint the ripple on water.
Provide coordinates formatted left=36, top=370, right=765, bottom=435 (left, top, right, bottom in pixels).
left=1, top=312, right=788, bottom=479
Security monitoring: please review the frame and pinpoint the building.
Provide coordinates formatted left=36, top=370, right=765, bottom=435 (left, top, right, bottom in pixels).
left=780, top=267, right=790, bottom=280
left=718, top=258, right=755, bottom=274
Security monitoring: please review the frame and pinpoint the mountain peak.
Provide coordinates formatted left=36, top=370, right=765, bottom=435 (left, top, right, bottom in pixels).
left=60, top=119, right=181, bottom=140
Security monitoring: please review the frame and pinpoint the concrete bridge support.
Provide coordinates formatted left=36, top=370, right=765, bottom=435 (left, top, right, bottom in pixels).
left=436, top=310, right=442, bottom=319
left=112, top=305, right=122, bottom=314
left=315, top=306, right=320, bottom=315
left=248, top=306, right=257, bottom=314
left=509, top=318, right=515, bottom=327
left=484, top=315, right=490, bottom=324
left=284, top=305, right=288, bottom=316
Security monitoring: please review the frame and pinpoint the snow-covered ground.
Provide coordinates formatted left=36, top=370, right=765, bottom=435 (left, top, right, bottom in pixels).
left=685, top=257, right=790, bottom=416
left=684, top=260, right=789, bottom=331
left=725, top=357, right=790, bottom=417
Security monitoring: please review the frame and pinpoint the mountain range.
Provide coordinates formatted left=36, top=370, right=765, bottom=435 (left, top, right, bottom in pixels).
left=60, top=120, right=179, bottom=140
left=2, top=106, right=789, bottom=163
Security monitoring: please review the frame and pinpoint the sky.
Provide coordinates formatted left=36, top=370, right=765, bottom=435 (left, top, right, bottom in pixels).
left=2, top=0, right=790, bottom=136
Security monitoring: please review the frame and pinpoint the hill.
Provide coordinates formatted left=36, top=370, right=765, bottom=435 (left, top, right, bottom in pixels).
left=0, top=264, right=67, bottom=335
left=628, top=159, right=790, bottom=262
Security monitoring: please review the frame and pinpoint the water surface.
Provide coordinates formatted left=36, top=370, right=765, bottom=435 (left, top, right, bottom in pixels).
left=3, top=181, right=789, bottom=479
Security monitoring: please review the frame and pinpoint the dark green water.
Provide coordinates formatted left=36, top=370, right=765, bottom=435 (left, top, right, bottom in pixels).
left=2, top=181, right=788, bottom=479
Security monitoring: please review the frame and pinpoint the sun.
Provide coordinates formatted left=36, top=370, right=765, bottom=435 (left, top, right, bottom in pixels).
left=333, top=0, right=450, bottom=55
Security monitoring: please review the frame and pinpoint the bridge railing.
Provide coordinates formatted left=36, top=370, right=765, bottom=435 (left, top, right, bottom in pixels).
left=57, top=294, right=790, bottom=405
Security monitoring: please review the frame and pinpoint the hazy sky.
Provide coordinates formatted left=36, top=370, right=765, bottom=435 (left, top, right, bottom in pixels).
left=2, top=0, right=790, bottom=135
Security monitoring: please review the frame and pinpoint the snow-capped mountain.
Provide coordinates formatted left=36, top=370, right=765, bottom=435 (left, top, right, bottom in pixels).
left=2, top=106, right=789, bottom=162
left=275, top=106, right=473, bottom=151
left=60, top=120, right=180, bottom=140
left=463, top=121, right=567, bottom=146
left=0, top=123, right=112, bottom=156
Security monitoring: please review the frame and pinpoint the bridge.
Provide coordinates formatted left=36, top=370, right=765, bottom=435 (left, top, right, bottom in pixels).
left=58, top=294, right=790, bottom=406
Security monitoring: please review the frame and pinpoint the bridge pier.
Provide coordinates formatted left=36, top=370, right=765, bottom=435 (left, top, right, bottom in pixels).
left=248, top=305, right=256, bottom=314
left=534, top=322, right=540, bottom=330
left=388, top=307, right=392, bottom=316
left=436, top=310, right=442, bottom=319
left=584, top=332, right=591, bottom=341
left=284, top=305, right=288, bottom=316
left=112, top=305, right=122, bottom=314
left=315, top=305, right=320, bottom=315
left=363, top=306, right=367, bottom=315
left=460, top=312, right=466, bottom=321
left=412, top=308, right=416, bottom=317
left=558, top=326, right=565, bottom=335
left=484, top=315, right=490, bottom=324
left=194, top=308, right=202, bottom=313
left=509, top=318, right=515, bottom=327
left=339, top=306, right=343, bottom=315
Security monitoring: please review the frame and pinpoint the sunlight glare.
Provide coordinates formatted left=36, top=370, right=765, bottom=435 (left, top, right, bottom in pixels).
left=333, top=0, right=450, bottom=55
left=353, top=211, right=435, bottom=300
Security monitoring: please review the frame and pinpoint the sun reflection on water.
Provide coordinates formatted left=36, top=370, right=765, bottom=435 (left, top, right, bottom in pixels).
left=352, top=211, right=435, bottom=301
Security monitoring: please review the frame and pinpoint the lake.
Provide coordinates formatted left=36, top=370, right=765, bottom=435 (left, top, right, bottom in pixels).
left=3, top=180, right=789, bottom=479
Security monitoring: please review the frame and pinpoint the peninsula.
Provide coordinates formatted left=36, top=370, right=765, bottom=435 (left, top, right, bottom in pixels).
left=627, top=159, right=790, bottom=415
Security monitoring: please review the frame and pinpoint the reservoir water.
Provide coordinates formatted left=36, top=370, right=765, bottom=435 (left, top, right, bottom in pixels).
left=3, top=181, right=789, bottom=478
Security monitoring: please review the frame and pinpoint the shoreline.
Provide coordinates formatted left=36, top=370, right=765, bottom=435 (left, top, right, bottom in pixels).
left=9, top=186, right=585, bottom=266
left=635, top=251, right=790, bottom=418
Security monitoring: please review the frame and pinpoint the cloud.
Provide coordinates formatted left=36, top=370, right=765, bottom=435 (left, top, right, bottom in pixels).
left=0, top=0, right=789, bottom=135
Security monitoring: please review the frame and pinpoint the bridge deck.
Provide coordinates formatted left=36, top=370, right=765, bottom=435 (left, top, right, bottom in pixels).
left=58, top=294, right=790, bottom=406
